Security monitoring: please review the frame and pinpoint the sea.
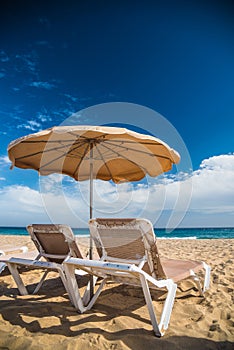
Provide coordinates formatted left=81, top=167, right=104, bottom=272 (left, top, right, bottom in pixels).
left=0, top=227, right=233, bottom=239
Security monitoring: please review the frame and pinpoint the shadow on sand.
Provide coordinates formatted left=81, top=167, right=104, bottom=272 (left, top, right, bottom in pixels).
left=0, top=275, right=233, bottom=350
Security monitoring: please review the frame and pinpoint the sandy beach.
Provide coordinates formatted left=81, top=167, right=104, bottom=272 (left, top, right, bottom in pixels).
left=0, top=236, right=233, bottom=350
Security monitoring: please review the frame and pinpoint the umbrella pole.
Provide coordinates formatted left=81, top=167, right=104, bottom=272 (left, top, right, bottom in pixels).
left=89, top=143, right=94, bottom=298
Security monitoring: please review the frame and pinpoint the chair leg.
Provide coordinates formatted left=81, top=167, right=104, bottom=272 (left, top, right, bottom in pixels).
left=203, top=263, right=211, bottom=292
left=64, top=263, right=87, bottom=311
left=58, top=268, right=73, bottom=297
left=189, top=270, right=203, bottom=296
left=0, top=262, right=6, bottom=274
left=139, top=274, right=161, bottom=337
left=159, top=281, right=177, bottom=332
left=64, top=262, right=107, bottom=312
left=84, top=278, right=107, bottom=311
left=32, top=270, right=49, bottom=294
left=82, top=275, right=99, bottom=306
left=189, top=263, right=211, bottom=296
left=6, top=263, right=28, bottom=295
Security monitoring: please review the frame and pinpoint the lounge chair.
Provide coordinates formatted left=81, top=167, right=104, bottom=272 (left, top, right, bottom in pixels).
left=64, top=218, right=210, bottom=337
left=0, top=245, right=30, bottom=274
left=1, top=224, right=84, bottom=301
left=0, top=245, right=29, bottom=256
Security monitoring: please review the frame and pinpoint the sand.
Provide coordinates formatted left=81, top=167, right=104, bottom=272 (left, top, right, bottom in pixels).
left=0, top=236, right=233, bottom=350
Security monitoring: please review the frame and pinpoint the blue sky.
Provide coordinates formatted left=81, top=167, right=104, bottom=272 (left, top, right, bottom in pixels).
left=0, top=0, right=234, bottom=228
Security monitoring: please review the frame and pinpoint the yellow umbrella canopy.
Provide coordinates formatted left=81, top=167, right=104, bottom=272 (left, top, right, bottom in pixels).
left=8, top=125, right=180, bottom=183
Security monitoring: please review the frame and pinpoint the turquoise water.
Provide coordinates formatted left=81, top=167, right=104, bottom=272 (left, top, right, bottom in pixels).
left=0, top=226, right=233, bottom=239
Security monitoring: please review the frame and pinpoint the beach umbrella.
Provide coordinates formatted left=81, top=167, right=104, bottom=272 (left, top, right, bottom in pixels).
left=8, top=125, right=180, bottom=215
left=8, top=125, right=180, bottom=294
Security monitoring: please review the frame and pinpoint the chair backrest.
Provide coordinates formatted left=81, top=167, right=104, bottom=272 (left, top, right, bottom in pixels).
left=89, top=218, right=166, bottom=279
left=27, top=224, right=83, bottom=263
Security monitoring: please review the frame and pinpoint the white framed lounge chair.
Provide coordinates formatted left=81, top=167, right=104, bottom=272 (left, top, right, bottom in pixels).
left=0, top=245, right=29, bottom=256
left=0, top=245, right=30, bottom=274
left=64, top=218, right=211, bottom=337
left=2, top=224, right=85, bottom=302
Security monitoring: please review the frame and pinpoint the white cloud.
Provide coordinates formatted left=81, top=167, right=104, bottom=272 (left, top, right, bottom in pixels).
left=200, top=154, right=234, bottom=170
left=17, top=120, right=41, bottom=131
left=0, top=154, right=233, bottom=227
left=0, top=156, right=11, bottom=166
left=0, top=185, right=45, bottom=226
left=15, top=53, right=38, bottom=74
left=64, top=93, right=78, bottom=102
left=189, top=154, right=234, bottom=213
left=40, top=174, right=65, bottom=193
left=0, top=184, right=88, bottom=227
left=30, top=81, right=56, bottom=90
left=0, top=50, right=9, bottom=62
left=37, top=110, right=52, bottom=123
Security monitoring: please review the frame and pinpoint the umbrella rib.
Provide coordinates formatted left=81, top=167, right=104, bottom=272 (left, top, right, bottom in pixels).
left=14, top=141, right=86, bottom=161
left=38, top=142, right=87, bottom=170
left=99, top=142, right=148, bottom=175
left=104, top=140, right=172, bottom=161
left=21, top=139, right=85, bottom=144
left=104, top=139, right=162, bottom=146
left=67, top=132, right=106, bottom=142
left=15, top=149, right=53, bottom=161
left=72, top=143, right=90, bottom=178
left=95, top=144, right=113, bottom=180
